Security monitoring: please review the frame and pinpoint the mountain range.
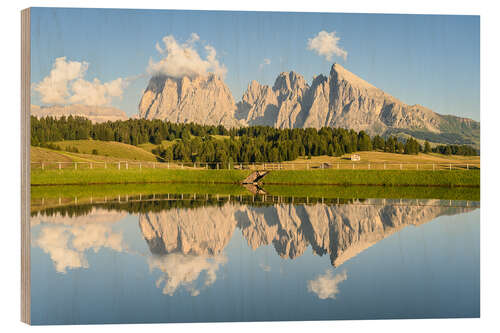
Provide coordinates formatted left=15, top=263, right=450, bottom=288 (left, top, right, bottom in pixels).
left=31, top=64, right=480, bottom=146
left=139, top=64, right=479, bottom=146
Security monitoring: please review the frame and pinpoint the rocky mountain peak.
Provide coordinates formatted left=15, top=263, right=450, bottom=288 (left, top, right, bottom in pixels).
left=138, top=73, right=240, bottom=128
left=273, top=71, right=308, bottom=95
left=330, top=63, right=378, bottom=91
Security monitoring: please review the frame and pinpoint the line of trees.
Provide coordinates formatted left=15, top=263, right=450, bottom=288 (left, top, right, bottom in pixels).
left=31, top=116, right=478, bottom=164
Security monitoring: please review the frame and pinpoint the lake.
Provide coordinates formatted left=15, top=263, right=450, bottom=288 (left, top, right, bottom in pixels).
left=30, top=191, right=480, bottom=324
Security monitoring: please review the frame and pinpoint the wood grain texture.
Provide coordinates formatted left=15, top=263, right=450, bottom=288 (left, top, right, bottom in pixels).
left=21, top=7, right=31, bottom=325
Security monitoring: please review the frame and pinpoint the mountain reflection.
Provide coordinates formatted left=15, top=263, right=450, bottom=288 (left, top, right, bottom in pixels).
left=139, top=200, right=475, bottom=267
left=32, top=198, right=476, bottom=295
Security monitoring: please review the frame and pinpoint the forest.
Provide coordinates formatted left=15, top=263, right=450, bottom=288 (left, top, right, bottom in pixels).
left=31, top=116, right=479, bottom=163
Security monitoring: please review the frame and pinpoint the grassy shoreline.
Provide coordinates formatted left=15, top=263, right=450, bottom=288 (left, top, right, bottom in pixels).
left=31, top=183, right=480, bottom=205
left=31, top=168, right=480, bottom=187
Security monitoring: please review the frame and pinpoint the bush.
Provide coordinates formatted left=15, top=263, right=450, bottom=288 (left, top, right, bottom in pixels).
left=92, top=149, right=99, bottom=155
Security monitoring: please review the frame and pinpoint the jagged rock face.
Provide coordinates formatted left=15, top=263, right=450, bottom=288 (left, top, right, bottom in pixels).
left=138, top=201, right=475, bottom=267
left=236, top=72, right=311, bottom=129
left=31, top=104, right=128, bottom=123
left=138, top=74, right=240, bottom=128
left=139, top=205, right=238, bottom=256
left=324, top=64, right=445, bottom=134
left=237, top=64, right=479, bottom=143
left=137, top=65, right=478, bottom=145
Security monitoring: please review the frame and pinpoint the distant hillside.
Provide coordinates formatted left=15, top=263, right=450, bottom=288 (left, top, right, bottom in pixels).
left=31, top=104, right=128, bottom=123
left=33, top=140, right=158, bottom=163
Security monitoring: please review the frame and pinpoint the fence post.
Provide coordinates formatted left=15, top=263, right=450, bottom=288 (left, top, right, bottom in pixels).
left=352, top=163, right=354, bottom=169
left=41, top=163, right=44, bottom=170
left=181, top=162, right=183, bottom=169
left=416, top=164, right=418, bottom=170
left=449, top=163, right=452, bottom=171
left=467, top=163, right=469, bottom=170
left=75, top=162, right=77, bottom=170
left=118, top=162, right=120, bottom=170
left=433, top=164, right=435, bottom=171
left=104, top=162, right=107, bottom=169
left=139, top=163, right=142, bottom=170
left=384, top=163, right=386, bottom=170
left=400, top=163, right=402, bottom=170
left=167, top=162, right=170, bottom=169
left=58, top=162, right=61, bottom=170
left=368, top=163, right=370, bottom=170
left=90, top=163, right=92, bottom=169
left=126, top=162, right=128, bottom=170
left=307, top=163, right=309, bottom=170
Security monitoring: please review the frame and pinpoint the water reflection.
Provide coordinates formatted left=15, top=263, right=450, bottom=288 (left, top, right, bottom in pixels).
left=308, top=269, right=348, bottom=300
left=136, top=199, right=476, bottom=267
left=32, top=197, right=478, bottom=298
left=32, top=208, right=127, bottom=273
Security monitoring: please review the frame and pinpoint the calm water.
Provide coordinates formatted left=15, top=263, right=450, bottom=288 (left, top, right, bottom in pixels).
left=30, top=195, right=480, bottom=324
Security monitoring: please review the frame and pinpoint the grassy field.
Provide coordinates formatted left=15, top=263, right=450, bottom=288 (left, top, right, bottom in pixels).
left=32, top=141, right=480, bottom=170
left=262, top=170, right=479, bottom=187
left=283, top=151, right=480, bottom=170
left=31, top=167, right=479, bottom=188
left=31, top=169, right=251, bottom=185
left=50, top=140, right=158, bottom=161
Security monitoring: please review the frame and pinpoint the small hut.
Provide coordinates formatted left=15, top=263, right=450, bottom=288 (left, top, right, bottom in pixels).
left=351, top=154, right=360, bottom=161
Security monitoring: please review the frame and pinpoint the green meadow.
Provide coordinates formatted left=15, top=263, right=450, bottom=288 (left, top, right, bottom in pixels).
left=31, top=168, right=479, bottom=187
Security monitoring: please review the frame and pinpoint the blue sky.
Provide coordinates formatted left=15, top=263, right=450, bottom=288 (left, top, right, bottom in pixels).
left=30, top=8, right=480, bottom=121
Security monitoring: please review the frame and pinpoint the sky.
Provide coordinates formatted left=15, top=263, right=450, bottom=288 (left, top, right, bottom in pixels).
left=30, top=8, right=480, bottom=121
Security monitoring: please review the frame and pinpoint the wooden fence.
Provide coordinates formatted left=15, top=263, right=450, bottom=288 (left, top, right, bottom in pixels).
left=31, top=161, right=480, bottom=171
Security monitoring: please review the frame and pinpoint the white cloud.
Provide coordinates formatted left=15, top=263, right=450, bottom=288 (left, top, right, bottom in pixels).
left=307, top=31, right=348, bottom=61
left=307, top=269, right=347, bottom=299
left=147, top=33, right=227, bottom=79
left=259, top=58, right=271, bottom=70
left=69, top=77, right=127, bottom=106
left=34, top=57, right=128, bottom=106
left=33, top=57, right=88, bottom=104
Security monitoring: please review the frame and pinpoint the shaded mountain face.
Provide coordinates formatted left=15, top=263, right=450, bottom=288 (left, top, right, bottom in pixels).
left=138, top=201, right=475, bottom=267
left=237, top=64, right=480, bottom=145
left=31, top=104, right=128, bottom=123
left=138, top=74, right=240, bottom=128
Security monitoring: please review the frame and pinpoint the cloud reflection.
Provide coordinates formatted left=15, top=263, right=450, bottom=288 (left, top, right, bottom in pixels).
left=307, top=269, right=348, bottom=300
left=148, top=253, right=227, bottom=296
